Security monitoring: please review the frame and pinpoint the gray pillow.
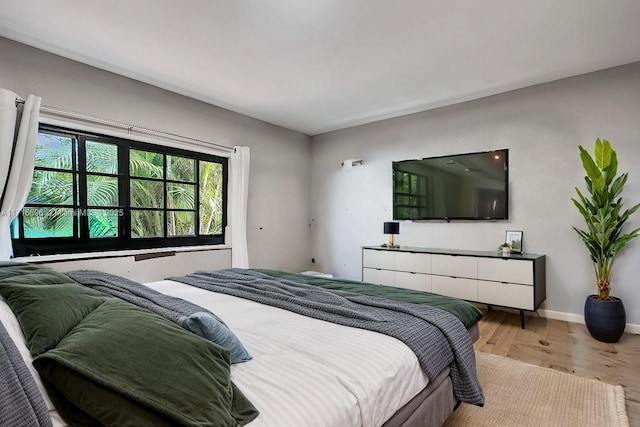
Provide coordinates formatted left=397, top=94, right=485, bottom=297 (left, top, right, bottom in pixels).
left=178, top=312, right=252, bottom=364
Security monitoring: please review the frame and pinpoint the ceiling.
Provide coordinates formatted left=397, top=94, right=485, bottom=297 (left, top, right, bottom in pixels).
left=1, top=1, right=640, bottom=136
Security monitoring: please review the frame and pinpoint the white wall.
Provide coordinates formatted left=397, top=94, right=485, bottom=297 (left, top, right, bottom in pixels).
left=43, top=248, right=232, bottom=283
left=310, top=62, right=640, bottom=324
left=0, top=37, right=312, bottom=273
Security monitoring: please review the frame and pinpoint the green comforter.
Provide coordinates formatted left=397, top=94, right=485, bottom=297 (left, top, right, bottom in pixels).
left=0, top=262, right=258, bottom=427
left=256, top=269, right=483, bottom=328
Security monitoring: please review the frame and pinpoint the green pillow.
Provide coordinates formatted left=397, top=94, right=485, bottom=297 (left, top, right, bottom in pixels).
left=0, top=262, right=73, bottom=286
left=0, top=283, right=109, bottom=356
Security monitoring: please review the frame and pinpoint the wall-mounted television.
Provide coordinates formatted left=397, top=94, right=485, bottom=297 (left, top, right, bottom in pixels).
left=392, top=149, right=508, bottom=221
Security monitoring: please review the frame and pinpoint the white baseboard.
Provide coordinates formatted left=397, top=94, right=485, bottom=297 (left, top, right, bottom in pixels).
left=473, top=303, right=640, bottom=335
left=537, top=309, right=640, bottom=335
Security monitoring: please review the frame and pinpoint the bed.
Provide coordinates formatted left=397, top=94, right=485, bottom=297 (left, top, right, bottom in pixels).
left=0, top=262, right=483, bottom=427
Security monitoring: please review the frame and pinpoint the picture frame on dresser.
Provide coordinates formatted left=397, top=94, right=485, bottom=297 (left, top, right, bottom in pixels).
left=505, top=230, right=523, bottom=253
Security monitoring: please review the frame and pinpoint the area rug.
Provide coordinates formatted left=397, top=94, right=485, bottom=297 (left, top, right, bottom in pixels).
left=443, top=351, right=629, bottom=427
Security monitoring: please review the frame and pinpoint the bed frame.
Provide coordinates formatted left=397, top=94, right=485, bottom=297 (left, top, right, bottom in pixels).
left=385, top=322, right=480, bottom=427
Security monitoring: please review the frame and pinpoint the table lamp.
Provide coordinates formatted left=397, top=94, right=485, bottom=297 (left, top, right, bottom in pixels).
left=384, top=221, right=400, bottom=248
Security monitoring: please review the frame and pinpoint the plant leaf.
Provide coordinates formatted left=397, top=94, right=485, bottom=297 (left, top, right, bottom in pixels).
left=579, top=146, right=605, bottom=190
left=594, top=138, right=612, bottom=170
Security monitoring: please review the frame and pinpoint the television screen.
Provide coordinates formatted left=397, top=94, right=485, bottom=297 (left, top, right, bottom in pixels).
left=392, top=149, right=508, bottom=220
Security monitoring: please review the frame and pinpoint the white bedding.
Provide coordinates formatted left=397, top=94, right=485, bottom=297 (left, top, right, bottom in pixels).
left=1, top=278, right=430, bottom=427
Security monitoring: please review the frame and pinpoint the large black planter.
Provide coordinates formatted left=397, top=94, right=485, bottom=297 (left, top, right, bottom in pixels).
left=584, top=295, right=626, bottom=343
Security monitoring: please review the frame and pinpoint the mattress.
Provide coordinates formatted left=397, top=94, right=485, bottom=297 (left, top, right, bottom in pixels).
left=149, top=279, right=432, bottom=426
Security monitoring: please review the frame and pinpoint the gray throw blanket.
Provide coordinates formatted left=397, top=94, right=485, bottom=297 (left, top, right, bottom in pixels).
left=65, top=270, right=253, bottom=364
left=169, top=269, right=484, bottom=406
left=0, top=321, right=53, bottom=427
left=64, top=270, right=221, bottom=323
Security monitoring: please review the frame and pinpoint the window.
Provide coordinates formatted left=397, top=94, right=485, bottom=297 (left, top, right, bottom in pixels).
left=11, top=125, right=227, bottom=256
left=393, top=171, right=428, bottom=219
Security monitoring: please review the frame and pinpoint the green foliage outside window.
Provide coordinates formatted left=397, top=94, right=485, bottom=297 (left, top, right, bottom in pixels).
left=199, top=160, right=224, bottom=236
left=393, top=170, right=428, bottom=219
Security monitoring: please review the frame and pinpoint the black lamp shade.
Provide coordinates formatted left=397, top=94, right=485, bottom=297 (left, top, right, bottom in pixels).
left=383, top=222, right=399, bottom=235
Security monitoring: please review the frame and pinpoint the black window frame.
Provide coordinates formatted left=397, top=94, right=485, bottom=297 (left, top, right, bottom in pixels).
left=11, top=124, right=228, bottom=256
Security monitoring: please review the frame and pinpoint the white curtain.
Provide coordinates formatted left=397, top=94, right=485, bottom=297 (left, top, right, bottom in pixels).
left=0, top=89, right=42, bottom=260
left=229, top=146, right=250, bottom=268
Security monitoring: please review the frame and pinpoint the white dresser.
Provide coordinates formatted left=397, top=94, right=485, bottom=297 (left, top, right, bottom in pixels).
left=362, top=246, right=546, bottom=328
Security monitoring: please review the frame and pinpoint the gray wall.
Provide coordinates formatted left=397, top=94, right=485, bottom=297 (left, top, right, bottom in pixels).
left=310, top=63, right=640, bottom=324
left=0, top=37, right=312, bottom=272
left=4, top=36, right=640, bottom=324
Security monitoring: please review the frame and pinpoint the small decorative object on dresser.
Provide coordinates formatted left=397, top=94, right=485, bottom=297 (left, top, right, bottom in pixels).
left=505, top=230, right=523, bottom=253
left=383, top=221, right=400, bottom=248
left=497, top=243, right=511, bottom=255
left=572, top=138, right=640, bottom=343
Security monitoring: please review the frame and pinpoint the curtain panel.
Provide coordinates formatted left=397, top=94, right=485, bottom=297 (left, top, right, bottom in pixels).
left=229, top=146, right=250, bottom=268
left=0, top=89, right=42, bottom=260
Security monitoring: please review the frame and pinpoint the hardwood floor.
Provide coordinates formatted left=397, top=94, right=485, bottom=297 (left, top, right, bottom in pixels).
left=475, top=309, right=640, bottom=426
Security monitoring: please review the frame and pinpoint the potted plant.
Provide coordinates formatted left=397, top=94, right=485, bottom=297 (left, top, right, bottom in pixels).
left=497, top=242, right=511, bottom=255
left=572, top=138, right=640, bottom=342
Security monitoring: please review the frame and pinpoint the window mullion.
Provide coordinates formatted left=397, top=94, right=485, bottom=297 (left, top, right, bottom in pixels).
left=163, top=153, right=168, bottom=238
left=71, top=137, right=78, bottom=239
left=120, top=143, right=129, bottom=240
left=77, top=137, right=89, bottom=240
left=195, top=160, right=200, bottom=237
left=17, top=211, right=25, bottom=240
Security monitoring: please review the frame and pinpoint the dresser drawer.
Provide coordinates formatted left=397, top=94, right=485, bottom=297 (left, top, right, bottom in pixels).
left=477, top=258, right=533, bottom=285
left=394, top=251, right=431, bottom=274
left=362, top=267, right=395, bottom=286
left=431, top=254, right=477, bottom=279
left=478, top=280, right=534, bottom=310
left=394, top=271, right=431, bottom=292
left=363, top=249, right=395, bottom=270
left=431, top=275, right=477, bottom=301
